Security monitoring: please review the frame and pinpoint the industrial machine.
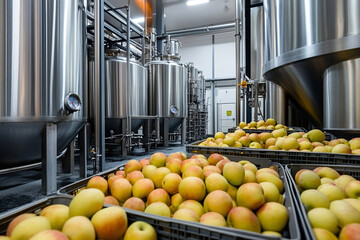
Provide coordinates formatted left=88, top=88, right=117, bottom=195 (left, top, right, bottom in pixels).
left=89, top=49, right=148, bottom=136
left=0, top=0, right=87, bottom=168
left=262, top=0, right=360, bottom=136
left=147, top=36, right=188, bottom=146
left=187, top=63, right=208, bottom=142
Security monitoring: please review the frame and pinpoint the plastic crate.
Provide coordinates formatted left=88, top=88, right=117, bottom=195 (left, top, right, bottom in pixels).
left=187, top=140, right=360, bottom=165
left=57, top=156, right=300, bottom=240
left=227, top=127, right=307, bottom=134
left=0, top=195, right=271, bottom=240
left=285, top=164, right=360, bottom=240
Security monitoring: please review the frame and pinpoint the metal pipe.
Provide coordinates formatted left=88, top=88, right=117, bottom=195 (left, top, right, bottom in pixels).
left=166, top=22, right=235, bottom=37
left=211, top=35, right=216, bottom=134
left=235, top=0, right=242, bottom=125
left=126, top=1, right=132, bottom=152
left=254, top=81, right=258, bottom=121
left=94, top=0, right=105, bottom=172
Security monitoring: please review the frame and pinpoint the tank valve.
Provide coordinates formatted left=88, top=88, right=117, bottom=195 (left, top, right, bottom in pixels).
left=64, top=93, right=81, bottom=113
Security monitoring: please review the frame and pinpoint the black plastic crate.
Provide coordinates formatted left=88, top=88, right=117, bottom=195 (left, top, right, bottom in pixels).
left=0, top=195, right=273, bottom=240
left=227, top=127, right=307, bottom=134
left=285, top=164, right=360, bottom=240
left=187, top=140, right=360, bottom=165
left=57, top=156, right=300, bottom=240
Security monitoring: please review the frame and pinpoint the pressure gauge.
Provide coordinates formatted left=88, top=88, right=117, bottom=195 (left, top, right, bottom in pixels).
left=170, top=105, right=178, bottom=114
left=64, top=93, right=81, bottom=113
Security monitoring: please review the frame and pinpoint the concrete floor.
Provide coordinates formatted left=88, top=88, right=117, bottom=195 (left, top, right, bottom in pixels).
left=0, top=144, right=186, bottom=215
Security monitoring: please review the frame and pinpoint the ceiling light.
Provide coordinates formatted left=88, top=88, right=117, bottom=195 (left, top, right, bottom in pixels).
left=132, top=17, right=144, bottom=24
left=187, top=0, right=209, bottom=6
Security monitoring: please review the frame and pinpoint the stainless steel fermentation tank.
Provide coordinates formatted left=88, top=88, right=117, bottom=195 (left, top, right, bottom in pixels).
left=263, top=0, right=360, bottom=132
left=324, top=58, right=360, bottom=137
left=89, top=54, right=148, bottom=136
left=250, top=5, right=286, bottom=123
left=0, top=0, right=87, bottom=168
left=148, top=60, right=188, bottom=134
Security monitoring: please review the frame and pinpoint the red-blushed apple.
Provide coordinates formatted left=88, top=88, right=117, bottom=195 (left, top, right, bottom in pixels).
left=87, top=176, right=108, bottom=194
left=123, top=221, right=157, bottom=240
left=124, top=160, right=142, bottom=174
left=144, top=202, right=171, bottom=217
left=110, top=178, right=132, bottom=204
left=227, top=207, right=261, bottom=233
left=178, top=177, right=206, bottom=201
left=91, top=207, right=127, bottom=240
left=173, top=208, right=200, bottom=222
left=126, top=170, right=144, bottom=185
left=203, top=190, right=233, bottom=217
left=132, top=178, right=154, bottom=200
left=162, top=173, right=182, bottom=195
left=40, top=204, right=69, bottom=231
left=123, top=197, right=145, bottom=212
left=339, top=223, right=360, bottom=240
left=139, top=158, right=149, bottom=169
left=344, top=180, right=360, bottom=198
left=179, top=200, right=204, bottom=218
left=207, top=153, right=224, bottom=166
left=236, top=183, right=265, bottom=210
left=62, top=216, right=96, bottom=240
left=147, top=188, right=170, bottom=206
left=182, top=165, right=204, bottom=180
left=6, top=213, right=35, bottom=236
left=104, top=196, right=120, bottom=206
left=180, top=158, right=202, bottom=174
left=166, top=158, right=182, bottom=174
left=151, top=167, right=171, bottom=188
left=29, top=230, right=69, bottom=240
left=199, top=212, right=227, bottom=227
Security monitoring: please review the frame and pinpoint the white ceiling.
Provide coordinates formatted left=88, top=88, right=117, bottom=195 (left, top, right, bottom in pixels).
left=107, top=0, right=236, bottom=32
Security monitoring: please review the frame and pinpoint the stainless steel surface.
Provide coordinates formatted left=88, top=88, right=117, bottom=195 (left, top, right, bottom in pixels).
left=263, top=0, right=360, bottom=125
left=89, top=56, right=148, bottom=135
left=148, top=60, right=187, bottom=132
left=250, top=5, right=286, bottom=122
left=42, top=123, right=57, bottom=195
left=324, top=58, right=360, bottom=133
left=266, top=82, right=286, bottom=123
left=235, top=0, right=242, bottom=125
left=126, top=2, right=132, bottom=154
left=164, top=36, right=180, bottom=59
left=94, top=0, right=105, bottom=172
left=0, top=0, right=87, bottom=167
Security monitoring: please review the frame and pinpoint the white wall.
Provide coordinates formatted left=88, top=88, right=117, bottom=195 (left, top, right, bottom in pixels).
left=177, top=31, right=235, bottom=79
left=178, top=31, right=236, bottom=134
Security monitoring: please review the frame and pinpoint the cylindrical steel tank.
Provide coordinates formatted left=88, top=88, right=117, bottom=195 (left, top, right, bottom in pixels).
left=250, top=4, right=286, bottom=123
left=263, top=0, right=360, bottom=126
left=266, top=82, right=286, bottom=123
left=89, top=54, right=148, bottom=135
left=0, top=0, right=87, bottom=168
left=323, top=58, right=360, bottom=137
left=148, top=60, right=187, bottom=133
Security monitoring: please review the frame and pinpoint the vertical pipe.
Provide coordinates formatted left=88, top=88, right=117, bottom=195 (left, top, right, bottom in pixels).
left=245, top=0, right=252, bottom=122
left=211, top=35, right=216, bottom=134
left=235, top=0, right=242, bottom=125
left=141, top=0, right=146, bottom=66
left=94, top=0, right=105, bottom=172
left=156, top=0, right=164, bottom=54
left=126, top=1, right=132, bottom=152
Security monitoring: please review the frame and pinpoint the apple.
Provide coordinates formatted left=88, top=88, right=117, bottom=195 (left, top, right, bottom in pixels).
left=214, top=132, right=225, bottom=139
left=110, top=178, right=132, bottom=204
left=91, top=207, right=128, bottom=240
left=307, top=129, right=325, bottom=142
left=178, top=200, right=204, bottom=218
left=123, top=197, right=145, bottom=212
left=313, top=167, right=340, bottom=180
left=339, top=223, right=360, bottom=240
left=6, top=213, right=35, bottom=236
left=207, top=153, right=224, bottom=166
left=147, top=188, right=170, bottom=206
left=237, top=183, right=265, bottom=210
left=162, top=173, right=182, bottom=195
left=178, top=177, right=206, bottom=201
left=256, top=202, right=288, bottom=232
left=180, top=159, right=202, bottom=174
left=222, top=162, right=244, bottom=186
left=300, top=189, right=330, bottom=211
left=62, top=216, right=96, bottom=240
left=87, top=176, right=108, bottom=194
left=149, top=152, right=166, bottom=167
left=126, top=171, right=144, bottom=185
left=151, top=167, right=171, bottom=188
left=69, top=188, right=104, bottom=218
left=104, top=196, right=120, bottom=206
left=249, top=142, right=262, bottom=149
left=124, top=159, right=142, bottom=174
left=132, top=178, right=154, bottom=200
left=227, top=207, right=261, bottom=233
left=124, top=221, right=157, bottom=240
left=182, top=165, right=204, bottom=180
left=142, top=165, right=157, bottom=179
left=166, top=158, right=182, bottom=174
left=313, top=228, right=338, bottom=240
left=335, top=175, right=356, bottom=191
left=344, top=180, right=360, bottom=198
left=139, top=158, right=149, bottom=168
left=205, top=173, right=229, bottom=193
left=330, top=200, right=360, bottom=227
left=307, top=208, right=339, bottom=234
left=40, top=204, right=69, bottom=231
left=199, top=212, right=227, bottom=227
left=10, top=216, right=51, bottom=240
left=30, top=230, right=69, bottom=240
left=173, top=208, right=200, bottom=222
left=297, top=170, right=321, bottom=190
left=203, top=190, right=233, bottom=217
left=144, top=202, right=171, bottom=217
